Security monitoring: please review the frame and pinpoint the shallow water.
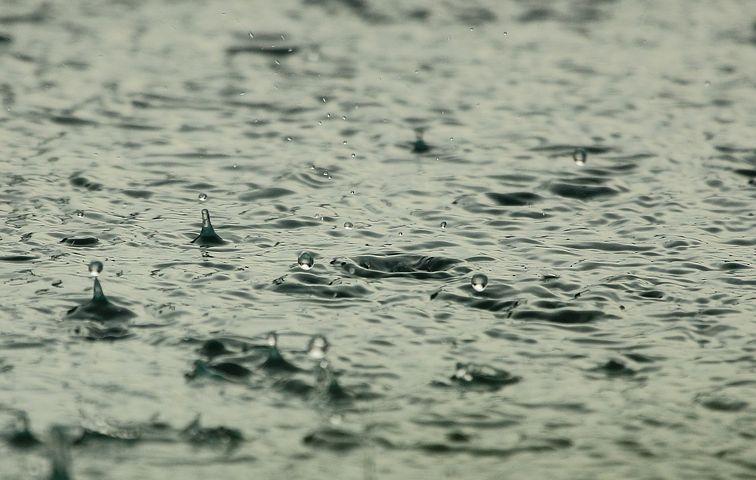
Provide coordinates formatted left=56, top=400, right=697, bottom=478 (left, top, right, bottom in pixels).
left=1, top=0, right=755, bottom=478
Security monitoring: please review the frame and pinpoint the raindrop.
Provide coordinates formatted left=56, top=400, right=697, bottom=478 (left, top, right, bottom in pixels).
left=88, top=260, right=103, bottom=277
left=266, top=331, right=278, bottom=348
left=344, top=222, right=353, bottom=230
left=349, top=190, right=356, bottom=195
left=351, top=153, right=356, bottom=159
left=75, top=210, right=85, bottom=217
left=440, top=221, right=447, bottom=229
left=249, top=32, right=254, bottom=39
left=298, top=252, right=315, bottom=270
left=198, top=193, right=208, bottom=202
left=307, top=335, right=329, bottom=360
left=573, top=148, right=587, bottom=166
left=471, top=273, right=488, bottom=292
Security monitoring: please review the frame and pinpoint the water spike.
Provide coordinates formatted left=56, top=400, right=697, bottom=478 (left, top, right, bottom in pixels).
left=92, top=277, right=106, bottom=302
left=201, top=209, right=211, bottom=228
left=67, top=263, right=135, bottom=323
left=259, top=332, right=300, bottom=372
left=48, top=426, right=72, bottom=480
left=411, top=129, right=430, bottom=154
left=192, top=209, right=225, bottom=246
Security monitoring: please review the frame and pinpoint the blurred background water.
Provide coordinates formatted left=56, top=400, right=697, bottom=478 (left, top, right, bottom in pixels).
left=1, top=0, right=755, bottom=478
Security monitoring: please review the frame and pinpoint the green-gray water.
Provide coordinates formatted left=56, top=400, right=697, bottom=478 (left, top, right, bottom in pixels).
left=1, top=0, right=755, bottom=478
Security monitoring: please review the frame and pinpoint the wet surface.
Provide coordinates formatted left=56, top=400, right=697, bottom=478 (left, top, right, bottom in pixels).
left=1, top=0, right=756, bottom=478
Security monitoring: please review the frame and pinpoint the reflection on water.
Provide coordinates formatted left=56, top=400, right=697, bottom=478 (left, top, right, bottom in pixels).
left=1, top=0, right=755, bottom=478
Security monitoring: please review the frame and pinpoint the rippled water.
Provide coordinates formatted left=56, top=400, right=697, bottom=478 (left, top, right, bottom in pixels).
left=2, top=0, right=756, bottom=478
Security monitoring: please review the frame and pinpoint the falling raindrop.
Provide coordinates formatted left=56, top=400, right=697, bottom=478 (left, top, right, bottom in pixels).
left=198, top=193, right=208, bottom=202
left=440, top=221, right=447, bottom=229
left=344, top=222, right=353, bottom=230
left=266, top=331, right=278, bottom=348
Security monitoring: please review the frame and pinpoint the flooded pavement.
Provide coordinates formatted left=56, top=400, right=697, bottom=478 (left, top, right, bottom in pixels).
left=1, top=0, right=755, bottom=478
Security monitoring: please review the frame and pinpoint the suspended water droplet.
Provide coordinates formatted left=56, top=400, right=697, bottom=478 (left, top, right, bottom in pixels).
left=350, top=153, right=356, bottom=158
left=471, top=273, right=488, bottom=292
left=344, top=222, right=353, bottom=230
left=88, top=260, right=103, bottom=277
left=440, top=221, right=447, bottom=229
left=342, top=140, right=347, bottom=145
left=198, top=193, right=208, bottom=202
left=307, top=335, right=329, bottom=360
left=573, top=148, right=587, bottom=166
left=298, top=251, right=315, bottom=270
left=321, top=97, right=327, bottom=103
left=74, top=210, right=85, bottom=218
left=266, top=331, right=278, bottom=348
left=349, top=189, right=356, bottom=195
left=249, top=32, right=255, bottom=39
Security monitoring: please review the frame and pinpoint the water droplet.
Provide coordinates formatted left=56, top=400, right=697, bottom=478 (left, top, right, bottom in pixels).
left=573, top=148, right=587, bottom=166
left=298, top=252, right=315, bottom=270
left=321, top=97, right=327, bottom=103
left=88, top=260, right=103, bottom=277
left=471, top=273, right=488, bottom=292
left=453, top=364, right=474, bottom=382
left=342, top=140, right=347, bottom=145
left=249, top=32, right=255, bottom=39
left=198, top=193, right=208, bottom=202
left=266, top=331, right=278, bottom=347
left=75, top=210, right=84, bottom=217
left=343, top=222, right=353, bottom=230
left=350, top=153, right=356, bottom=158
left=349, top=190, right=356, bottom=195
left=440, top=221, right=447, bottom=229
left=307, top=335, right=329, bottom=360
left=449, top=137, right=454, bottom=142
